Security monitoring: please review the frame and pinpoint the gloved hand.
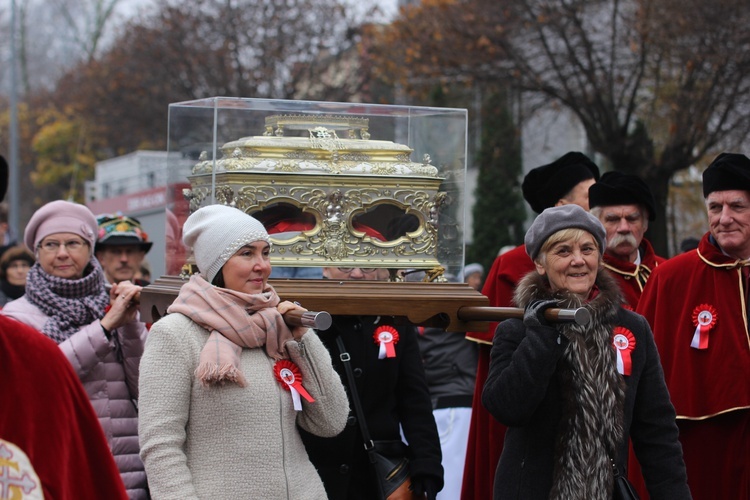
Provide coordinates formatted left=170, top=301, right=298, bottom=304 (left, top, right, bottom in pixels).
left=523, top=299, right=559, bottom=328
left=410, top=474, right=442, bottom=500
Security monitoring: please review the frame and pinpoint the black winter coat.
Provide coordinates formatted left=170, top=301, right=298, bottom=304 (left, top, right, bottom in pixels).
left=482, top=272, right=690, bottom=500
left=300, top=315, right=443, bottom=500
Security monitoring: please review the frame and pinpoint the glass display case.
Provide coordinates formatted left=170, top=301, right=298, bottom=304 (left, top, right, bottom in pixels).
left=164, top=97, right=468, bottom=280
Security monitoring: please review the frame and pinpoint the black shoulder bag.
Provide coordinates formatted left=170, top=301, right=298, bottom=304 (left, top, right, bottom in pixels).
left=335, top=335, right=411, bottom=499
left=611, top=458, right=641, bottom=500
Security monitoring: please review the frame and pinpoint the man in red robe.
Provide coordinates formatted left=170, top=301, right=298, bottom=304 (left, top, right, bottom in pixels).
left=636, top=152, right=750, bottom=500
left=588, top=172, right=666, bottom=309
left=462, top=152, right=600, bottom=500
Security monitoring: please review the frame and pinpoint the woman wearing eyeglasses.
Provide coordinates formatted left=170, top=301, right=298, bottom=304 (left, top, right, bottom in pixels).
left=1, top=200, right=149, bottom=499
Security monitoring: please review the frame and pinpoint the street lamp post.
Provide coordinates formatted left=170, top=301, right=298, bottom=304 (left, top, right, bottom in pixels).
left=8, top=0, right=21, bottom=238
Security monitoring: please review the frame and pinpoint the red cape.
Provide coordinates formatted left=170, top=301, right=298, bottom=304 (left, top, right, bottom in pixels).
left=462, top=245, right=535, bottom=500
left=636, top=233, right=750, bottom=417
left=632, top=233, right=750, bottom=500
left=0, top=316, right=127, bottom=500
left=465, top=245, right=535, bottom=344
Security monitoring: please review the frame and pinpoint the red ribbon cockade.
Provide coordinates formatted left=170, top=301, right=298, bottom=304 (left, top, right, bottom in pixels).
left=373, top=325, right=399, bottom=359
left=612, top=326, right=636, bottom=376
left=273, top=360, right=315, bottom=411
left=691, top=304, right=717, bottom=350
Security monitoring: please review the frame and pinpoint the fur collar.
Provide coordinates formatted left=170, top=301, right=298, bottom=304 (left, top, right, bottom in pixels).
left=515, top=269, right=626, bottom=499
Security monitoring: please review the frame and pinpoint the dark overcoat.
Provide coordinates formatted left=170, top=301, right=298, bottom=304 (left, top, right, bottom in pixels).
left=300, top=315, right=443, bottom=500
left=482, top=272, right=690, bottom=500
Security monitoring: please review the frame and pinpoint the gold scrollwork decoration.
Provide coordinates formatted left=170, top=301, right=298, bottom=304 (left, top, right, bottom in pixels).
left=313, top=220, right=353, bottom=260
left=342, top=188, right=381, bottom=210
left=235, top=185, right=279, bottom=209
left=214, top=186, right=235, bottom=206
left=399, top=190, right=433, bottom=211
left=369, top=164, right=397, bottom=176
left=183, top=187, right=209, bottom=212
left=276, top=161, right=304, bottom=172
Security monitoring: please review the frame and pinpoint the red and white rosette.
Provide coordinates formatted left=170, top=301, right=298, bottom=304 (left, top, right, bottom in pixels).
left=612, top=326, right=636, bottom=376
left=274, top=360, right=315, bottom=411
left=373, top=325, right=399, bottom=359
left=691, top=304, right=717, bottom=350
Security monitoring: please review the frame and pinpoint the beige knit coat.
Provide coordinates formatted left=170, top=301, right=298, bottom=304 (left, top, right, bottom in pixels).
left=138, top=313, right=348, bottom=499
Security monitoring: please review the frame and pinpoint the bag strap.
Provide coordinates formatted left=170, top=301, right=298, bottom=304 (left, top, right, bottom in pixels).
left=335, top=334, right=375, bottom=452
left=611, top=458, right=622, bottom=477
left=609, top=445, right=628, bottom=475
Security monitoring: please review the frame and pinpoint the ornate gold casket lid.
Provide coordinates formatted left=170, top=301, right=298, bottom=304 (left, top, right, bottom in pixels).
left=192, top=114, right=441, bottom=178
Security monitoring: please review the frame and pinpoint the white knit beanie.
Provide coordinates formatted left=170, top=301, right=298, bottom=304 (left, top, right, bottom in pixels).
left=182, top=205, right=271, bottom=283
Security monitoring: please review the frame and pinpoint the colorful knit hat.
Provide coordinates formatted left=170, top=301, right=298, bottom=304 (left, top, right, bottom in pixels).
left=95, top=214, right=152, bottom=253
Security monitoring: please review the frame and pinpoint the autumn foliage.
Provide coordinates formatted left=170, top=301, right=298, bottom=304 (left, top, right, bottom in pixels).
left=373, top=0, right=750, bottom=254
left=9, top=0, right=375, bottom=206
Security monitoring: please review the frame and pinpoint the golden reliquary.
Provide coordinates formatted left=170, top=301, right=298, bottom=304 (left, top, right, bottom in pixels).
left=143, top=99, right=587, bottom=331
left=181, top=114, right=455, bottom=278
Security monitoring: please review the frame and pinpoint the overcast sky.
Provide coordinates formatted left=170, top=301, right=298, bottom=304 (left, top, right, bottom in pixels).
left=114, top=0, right=398, bottom=21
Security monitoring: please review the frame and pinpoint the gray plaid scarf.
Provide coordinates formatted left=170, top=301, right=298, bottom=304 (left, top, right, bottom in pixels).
left=25, top=259, right=110, bottom=343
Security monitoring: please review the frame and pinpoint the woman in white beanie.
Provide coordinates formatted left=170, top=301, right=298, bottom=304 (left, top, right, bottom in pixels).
left=1, top=199, right=149, bottom=498
left=138, top=205, right=348, bottom=499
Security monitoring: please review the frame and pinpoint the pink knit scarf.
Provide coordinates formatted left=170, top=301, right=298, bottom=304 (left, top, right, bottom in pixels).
left=167, top=274, right=294, bottom=387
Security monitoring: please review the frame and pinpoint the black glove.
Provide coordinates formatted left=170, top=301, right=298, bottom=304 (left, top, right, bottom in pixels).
left=523, top=299, right=559, bottom=328
left=410, top=474, right=441, bottom=500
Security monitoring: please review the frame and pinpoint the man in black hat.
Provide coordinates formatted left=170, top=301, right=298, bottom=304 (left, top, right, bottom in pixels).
left=635, top=152, right=750, bottom=500
left=95, top=214, right=153, bottom=285
left=0, top=155, right=127, bottom=498
left=462, top=151, right=600, bottom=500
left=588, top=171, right=666, bottom=309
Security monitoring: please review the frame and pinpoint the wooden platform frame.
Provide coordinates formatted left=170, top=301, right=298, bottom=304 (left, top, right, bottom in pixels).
left=140, top=276, right=491, bottom=333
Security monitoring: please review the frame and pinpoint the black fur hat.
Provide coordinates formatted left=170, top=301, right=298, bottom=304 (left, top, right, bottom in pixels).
left=589, top=171, right=656, bottom=221
left=702, top=153, right=750, bottom=198
left=522, top=152, right=600, bottom=214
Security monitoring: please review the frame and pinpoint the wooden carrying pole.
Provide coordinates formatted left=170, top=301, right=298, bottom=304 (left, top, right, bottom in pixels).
left=457, top=306, right=591, bottom=326
left=283, top=306, right=587, bottom=331
left=141, top=277, right=590, bottom=332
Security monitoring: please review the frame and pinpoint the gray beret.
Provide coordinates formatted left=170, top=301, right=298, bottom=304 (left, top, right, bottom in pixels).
left=524, top=204, right=606, bottom=260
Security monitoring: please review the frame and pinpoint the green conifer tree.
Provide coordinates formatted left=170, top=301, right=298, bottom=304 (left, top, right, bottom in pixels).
left=466, top=88, right=526, bottom=277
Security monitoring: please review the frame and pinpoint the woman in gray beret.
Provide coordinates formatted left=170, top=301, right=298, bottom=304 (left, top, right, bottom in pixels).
left=482, top=204, right=690, bottom=500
